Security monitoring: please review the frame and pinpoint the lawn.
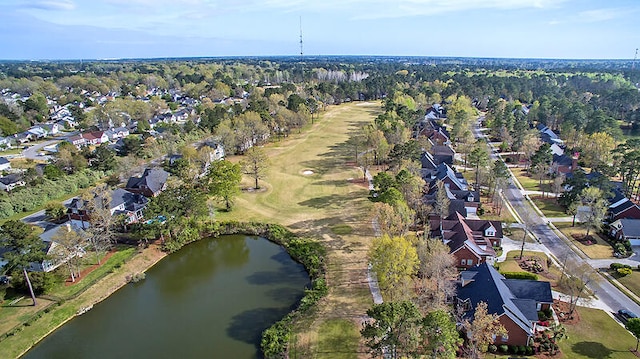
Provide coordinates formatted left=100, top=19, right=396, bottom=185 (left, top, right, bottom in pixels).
left=554, top=223, right=615, bottom=259
left=0, top=296, right=56, bottom=339
left=559, top=306, right=638, bottom=359
left=498, top=250, right=562, bottom=286
left=511, top=167, right=544, bottom=191
left=217, top=102, right=383, bottom=356
left=503, top=227, right=536, bottom=243
left=530, top=196, right=566, bottom=218
left=615, top=271, right=640, bottom=303
left=50, top=247, right=137, bottom=299
left=479, top=200, right=517, bottom=222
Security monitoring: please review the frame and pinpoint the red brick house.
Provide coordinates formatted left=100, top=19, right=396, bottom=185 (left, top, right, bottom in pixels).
left=456, top=263, right=553, bottom=346
left=430, top=212, right=502, bottom=269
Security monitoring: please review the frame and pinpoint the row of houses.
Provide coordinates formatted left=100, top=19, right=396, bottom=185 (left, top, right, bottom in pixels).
left=418, top=106, right=554, bottom=347
left=0, top=168, right=171, bottom=275
left=67, top=127, right=130, bottom=149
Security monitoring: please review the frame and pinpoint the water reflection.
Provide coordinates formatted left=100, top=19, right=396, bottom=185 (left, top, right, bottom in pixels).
left=22, top=235, right=309, bottom=359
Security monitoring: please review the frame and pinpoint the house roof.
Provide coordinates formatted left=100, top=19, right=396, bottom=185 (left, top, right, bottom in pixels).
left=0, top=157, right=9, bottom=165
left=610, top=200, right=637, bottom=216
left=503, top=279, right=553, bottom=304
left=619, top=218, right=640, bottom=237
left=126, top=168, right=169, bottom=195
left=432, top=163, right=468, bottom=191
left=456, top=263, right=551, bottom=335
left=421, top=151, right=437, bottom=170
left=0, top=174, right=22, bottom=185
left=40, top=222, right=86, bottom=244
left=609, top=188, right=627, bottom=205
left=110, top=188, right=148, bottom=213
left=430, top=212, right=502, bottom=256
left=432, top=144, right=455, bottom=156
left=553, top=153, right=573, bottom=166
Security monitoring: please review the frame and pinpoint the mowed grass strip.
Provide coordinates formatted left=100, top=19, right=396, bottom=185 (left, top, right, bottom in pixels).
left=530, top=196, right=566, bottom=218
left=316, top=319, right=359, bottom=359
left=615, top=271, right=640, bottom=301
left=559, top=306, right=638, bottom=359
left=217, top=102, right=383, bottom=357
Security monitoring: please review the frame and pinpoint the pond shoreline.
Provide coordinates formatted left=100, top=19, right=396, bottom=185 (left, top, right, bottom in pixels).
left=10, top=244, right=167, bottom=359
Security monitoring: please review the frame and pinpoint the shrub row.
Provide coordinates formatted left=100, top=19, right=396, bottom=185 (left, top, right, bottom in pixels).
left=501, top=271, right=539, bottom=280
left=610, top=262, right=632, bottom=270
left=488, top=344, right=533, bottom=355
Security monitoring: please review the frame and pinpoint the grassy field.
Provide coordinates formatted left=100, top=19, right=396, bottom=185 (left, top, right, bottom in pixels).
left=217, top=102, right=382, bottom=358
left=315, top=319, right=360, bottom=359
left=559, top=306, right=638, bottom=359
left=554, top=223, right=615, bottom=259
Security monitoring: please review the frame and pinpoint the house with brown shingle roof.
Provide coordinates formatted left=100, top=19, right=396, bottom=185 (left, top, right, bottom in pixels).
left=429, top=212, right=502, bottom=269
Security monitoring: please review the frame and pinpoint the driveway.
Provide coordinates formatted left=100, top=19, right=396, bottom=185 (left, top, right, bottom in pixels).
left=474, top=118, right=640, bottom=315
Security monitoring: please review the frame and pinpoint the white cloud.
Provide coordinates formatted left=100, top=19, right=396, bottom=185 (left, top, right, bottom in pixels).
left=577, top=8, right=626, bottom=23
left=20, top=0, right=75, bottom=11
left=236, top=0, right=568, bottom=18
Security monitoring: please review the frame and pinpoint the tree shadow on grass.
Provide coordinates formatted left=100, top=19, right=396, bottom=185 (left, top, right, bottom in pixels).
left=571, top=341, right=616, bottom=358
left=298, top=191, right=364, bottom=210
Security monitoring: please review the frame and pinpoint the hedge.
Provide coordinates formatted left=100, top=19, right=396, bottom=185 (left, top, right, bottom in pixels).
left=500, top=271, right=539, bottom=280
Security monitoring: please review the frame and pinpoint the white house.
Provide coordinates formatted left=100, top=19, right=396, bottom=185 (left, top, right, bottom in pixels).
left=33, top=222, right=88, bottom=272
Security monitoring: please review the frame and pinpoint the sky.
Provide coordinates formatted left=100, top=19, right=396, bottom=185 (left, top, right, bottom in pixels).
left=0, top=0, right=638, bottom=60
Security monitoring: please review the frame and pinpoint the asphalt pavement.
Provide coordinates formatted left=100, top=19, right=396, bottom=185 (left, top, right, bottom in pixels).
left=474, top=117, right=640, bottom=316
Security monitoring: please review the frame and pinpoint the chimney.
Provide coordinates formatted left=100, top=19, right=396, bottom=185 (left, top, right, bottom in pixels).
left=571, top=152, right=579, bottom=173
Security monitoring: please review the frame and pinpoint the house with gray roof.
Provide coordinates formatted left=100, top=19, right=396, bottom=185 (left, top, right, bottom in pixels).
left=423, top=181, right=480, bottom=218
left=126, top=168, right=169, bottom=197
left=429, top=163, right=468, bottom=191
left=66, top=188, right=149, bottom=225
left=33, top=222, right=88, bottom=272
left=456, top=262, right=553, bottom=346
left=0, top=174, right=25, bottom=192
left=610, top=218, right=640, bottom=245
left=0, top=157, right=11, bottom=172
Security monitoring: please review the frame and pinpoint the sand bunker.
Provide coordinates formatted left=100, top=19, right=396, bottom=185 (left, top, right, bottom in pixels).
left=302, top=170, right=314, bottom=175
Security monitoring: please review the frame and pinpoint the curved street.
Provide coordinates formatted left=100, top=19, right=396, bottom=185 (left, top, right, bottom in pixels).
left=474, top=116, right=640, bottom=317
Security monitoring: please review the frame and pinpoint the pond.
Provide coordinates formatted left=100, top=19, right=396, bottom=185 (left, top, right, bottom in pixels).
left=22, top=235, right=310, bottom=359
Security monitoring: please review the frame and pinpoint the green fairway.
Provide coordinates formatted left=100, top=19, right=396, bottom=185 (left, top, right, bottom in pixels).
left=218, top=102, right=383, bottom=356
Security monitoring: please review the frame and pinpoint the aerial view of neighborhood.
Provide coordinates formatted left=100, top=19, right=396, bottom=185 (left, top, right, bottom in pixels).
left=0, top=0, right=639, bottom=358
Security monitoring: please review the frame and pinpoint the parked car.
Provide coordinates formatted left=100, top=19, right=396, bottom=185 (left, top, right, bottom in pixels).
left=617, top=309, right=638, bottom=324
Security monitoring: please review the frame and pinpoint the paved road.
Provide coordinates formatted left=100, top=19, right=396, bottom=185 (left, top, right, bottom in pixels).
left=474, top=117, right=640, bottom=315
left=22, top=140, right=58, bottom=161
left=22, top=197, right=77, bottom=230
